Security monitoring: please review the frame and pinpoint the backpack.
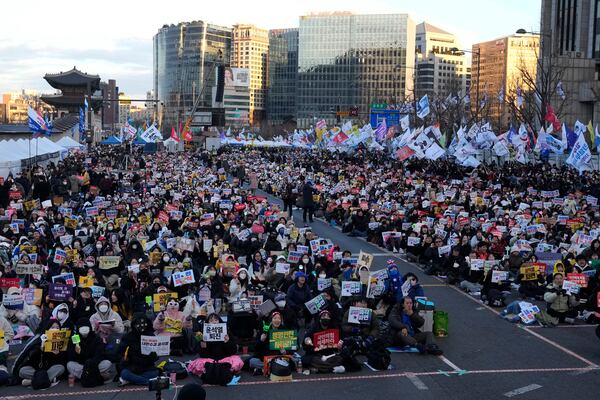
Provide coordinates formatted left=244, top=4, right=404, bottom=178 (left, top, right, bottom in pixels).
left=80, top=361, right=105, bottom=388
left=268, top=357, right=292, bottom=378
left=161, top=361, right=188, bottom=380
left=31, top=369, right=50, bottom=390
left=366, top=340, right=391, bottom=371
left=201, top=362, right=232, bottom=386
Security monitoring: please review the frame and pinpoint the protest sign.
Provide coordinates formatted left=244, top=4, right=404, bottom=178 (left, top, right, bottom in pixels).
left=153, top=293, right=178, bottom=312
left=53, top=249, right=67, bottom=265
left=275, top=262, right=290, bottom=274
left=52, top=272, right=76, bottom=287
left=164, top=318, right=183, bottom=334
left=407, top=237, right=421, bottom=246
left=0, top=330, right=4, bottom=348
left=519, top=265, right=538, bottom=281
left=491, top=270, right=508, bottom=283
left=248, top=295, right=263, bottom=309
left=78, top=276, right=93, bottom=288
left=176, top=237, right=195, bottom=252
left=64, top=217, right=78, bottom=229
left=341, top=281, right=362, bottom=297
left=15, top=264, right=43, bottom=275
left=317, top=278, right=332, bottom=291
left=172, top=270, right=195, bottom=287
left=562, top=280, right=580, bottom=295
left=98, top=256, right=121, bottom=270
left=313, top=329, right=340, bottom=351
left=43, top=329, right=71, bottom=352
left=2, top=293, right=24, bottom=310
left=357, top=251, right=374, bottom=269
left=269, top=330, right=298, bottom=351
left=203, top=239, right=213, bottom=253
left=49, top=283, right=73, bottom=301
left=140, top=335, right=170, bottom=356
left=566, top=273, right=588, bottom=288
left=22, top=288, right=43, bottom=306
left=348, top=306, right=372, bottom=324
left=202, top=323, right=227, bottom=342
left=287, top=251, right=303, bottom=264
left=304, top=294, right=326, bottom=314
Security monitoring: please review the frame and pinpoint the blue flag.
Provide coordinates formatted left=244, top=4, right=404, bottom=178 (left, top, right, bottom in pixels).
left=417, top=95, right=430, bottom=119
left=565, top=125, right=578, bottom=149
left=79, top=107, right=85, bottom=134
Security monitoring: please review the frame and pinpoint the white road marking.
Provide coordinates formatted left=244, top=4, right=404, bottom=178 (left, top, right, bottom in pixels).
left=504, top=384, right=542, bottom=397
left=438, top=355, right=461, bottom=371
left=406, top=373, right=429, bottom=390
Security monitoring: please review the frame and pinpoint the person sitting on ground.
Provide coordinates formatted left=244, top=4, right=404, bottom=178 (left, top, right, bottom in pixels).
left=302, top=310, right=345, bottom=373
left=543, top=273, right=579, bottom=323
left=388, top=296, right=443, bottom=355
left=117, top=313, right=159, bottom=386
left=67, top=317, right=113, bottom=385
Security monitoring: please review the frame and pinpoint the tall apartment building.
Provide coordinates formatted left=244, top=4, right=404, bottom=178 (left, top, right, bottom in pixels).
left=231, top=24, right=269, bottom=126
left=471, top=33, right=539, bottom=127
left=118, top=93, right=132, bottom=127
left=1, top=91, right=54, bottom=123
left=154, top=21, right=232, bottom=131
left=100, top=79, right=119, bottom=130
left=415, top=22, right=470, bottom=98
left=297, top=12, right=415, bottom=128
left=267, top=28, right=298, bottom=125
left=540, top=0, right=600, bottom=125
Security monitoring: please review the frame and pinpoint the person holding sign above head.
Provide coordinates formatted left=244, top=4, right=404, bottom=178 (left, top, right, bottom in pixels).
left=187, top=313, right=243, bottom=377
left=389, top=297, right=443, bottom=355
left=18, top=318, right=67, bottom=389
left=153, top=299, right=192, bottom=356
left=66, top=317, right=113, bottom=386
left=117, top=313, right=159, bottom=386
left=544, top=273, right=579, bottom=323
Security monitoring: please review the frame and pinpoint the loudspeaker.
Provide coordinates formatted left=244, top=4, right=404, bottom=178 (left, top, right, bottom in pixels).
left=215, top=65, right=225, bottom=103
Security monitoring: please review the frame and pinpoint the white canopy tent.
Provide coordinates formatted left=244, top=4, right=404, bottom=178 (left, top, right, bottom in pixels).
left=0, top=138, right=68, bottom=178
left=56, top=136, right=85, bottom=151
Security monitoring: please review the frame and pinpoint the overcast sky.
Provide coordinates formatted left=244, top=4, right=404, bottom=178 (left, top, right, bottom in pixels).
left=0, top=0, right=541, bottom=100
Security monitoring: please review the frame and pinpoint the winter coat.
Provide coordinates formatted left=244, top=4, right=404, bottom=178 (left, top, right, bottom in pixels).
left=388, top=304, right=424, bottom=336
left=89, top=297, right=125, bottom=340
left=544, top=283, right=579, bottom=313
left=286, top=282, right=312, bottom=310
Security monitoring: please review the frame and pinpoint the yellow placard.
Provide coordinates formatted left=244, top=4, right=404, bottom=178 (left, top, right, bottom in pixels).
left=64, top=218, right=78, bottom=230
left=78, top=276, right=93, bottom=288
left=138, top=215, right=150, bottom=225
left=520, top=265, right=538, bottom=281
left=98, top=256, right=121, bottom=270
left=115, top=217, right=127, bottom=229
left=149, top=250, right=163, bottom=266
left=165, top=317, right=182, bottom=334
left=153, top=293, right=178, bottom=312
left=0, top=329, right=4, bottom=348
left=43, top=329, right=71, bottom=352
left=19, top=244, right=38, bottom=254
left=66, top=249, right=79, bottom=263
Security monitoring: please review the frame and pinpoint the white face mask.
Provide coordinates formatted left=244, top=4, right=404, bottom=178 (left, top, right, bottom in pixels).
left=79, top=326, right=90, bottom=337
left=57, top=311, right=68, bottom=320
left=276, top=300, right=286, bottom=308
left=98, top=304, right=109, bottom=313
left=96, top=244, right=103, bottom=250
left=302, top=258, right=310, bottom=264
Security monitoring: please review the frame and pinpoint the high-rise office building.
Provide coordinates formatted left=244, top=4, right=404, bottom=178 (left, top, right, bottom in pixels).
left=153, top=21, right=232, bottom=132
left=100, top=79, right=119, bottom=130
left=471, top=33, right=539, bottom=127
left=540, top=0, right=600, bottom=125
left=267, top=28, right=298, bottom=125
left=231, top=24, right=269, bottom=126
left=297, top=12, right=415, bottom=128
left=415, top=22, right=470, bottom=98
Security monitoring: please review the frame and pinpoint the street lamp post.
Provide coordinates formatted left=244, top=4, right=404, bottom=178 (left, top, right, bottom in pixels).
left=451, top=47, right=481, bottom=122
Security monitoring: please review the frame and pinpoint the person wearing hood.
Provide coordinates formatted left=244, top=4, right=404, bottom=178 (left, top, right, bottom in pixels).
left=67, top=317, right=113, bottom=383
left=187, top=313, right=243, bottom=377
left=385, top=262, right=404, bottom=299
left=302, top=310, right=345, bottom=373
left=228, top=267, right=250, bottom=302
left=0, top=286, right=41, bottom=333
left=18, top=318, right=67, bottom=388
left=286, top=271, right=313, bottom=324
left=118, top=313, right=159, bottom=386
left=49, top=302, right=74, bottom=332
left=71, top=287, right=96, bottom=322
left=0, top=312, right=14, bottom=369
left=153, top=298, right=192, bottom=356
left=89, top=296, right=125, bottom=342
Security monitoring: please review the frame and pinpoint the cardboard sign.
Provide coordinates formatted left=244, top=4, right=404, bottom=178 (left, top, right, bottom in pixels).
left=49, top=283, right=73, bottom=301
left=357, top=251, right=374, bottom=269
left=304, top=294, right=327, bottom=314
left=202, top=323, right=227, bottom=342
left=313, top=329, right=340, bottom=351
left=348, top=306, right=372, bottom=324
left=165, top=317, right=183, bottom=334
left=22, top=288, right=43, bottom=306
left=491, top=270, right=508, bottom=283
left=341, top=281, right=362, bottom=297
left=566, top=273, right=588, bottom=288
left=269, top=329, right=297, bottom=350
left=153, top=292, right=178, bottom=312
left=98, top=256, right=121, bottom=270
left=140, top=335, right=170, bottom=356
left=15, top=264, right=43, bottom=275
left=172, top=270, right=195, bottom=287
left=43, top=329, right=71, bottom=352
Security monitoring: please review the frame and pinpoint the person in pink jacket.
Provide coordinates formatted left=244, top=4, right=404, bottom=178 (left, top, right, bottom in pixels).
left=153, top=299, right=192, bottom=356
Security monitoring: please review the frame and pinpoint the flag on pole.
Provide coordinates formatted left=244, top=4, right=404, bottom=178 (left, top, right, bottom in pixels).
left=556, top=81, right=566, bottom=100
left=595, top=125, right=600, bottom=150
left=374, top=118, right=387, bottom=141
left=516, top=87, right=523, bottom=108
left=566, top=130, right=592, bottom=171
left=28, top=106, right=51, bottom=137
left=544, top=104, right=561, bottom=132
left=78, top=107, right=85, bottom=135
left=417, top=95, right=430, bottom=119
left=183, top=129, right=192, bottom=142
left=587, top=120, right=594, bottom=148
left=84, top=97, right=89, bottom=111
left=170, top=127, right=180, bottom=142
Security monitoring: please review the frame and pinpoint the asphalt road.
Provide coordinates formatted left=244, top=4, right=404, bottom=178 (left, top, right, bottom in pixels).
left=3, top=192, right=600, bottom=400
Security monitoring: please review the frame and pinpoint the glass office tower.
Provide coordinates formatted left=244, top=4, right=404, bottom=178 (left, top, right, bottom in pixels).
left=153, top=21, right=232, bottom=131
left=267, top=28, right=299, bottom=125
left=297, top=13, right=415, bottom=128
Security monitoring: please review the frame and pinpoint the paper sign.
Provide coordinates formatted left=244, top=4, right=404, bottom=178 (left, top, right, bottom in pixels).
left=2, top=294, right=24, bottom=310
left=43, top=329, right=71, bottom=352
left=22, top=288, right=43, bottom=306
left=203, top=239, right=213, bottom=253
left=562, top=280, right=580, bottom=295
left=438, top=245, right=451, bottom=256
left=317, top=278, right=332, bottom=291
left=49, top=283, right=73, bottom=301
left=248, top=295, right=263, bottom=309
left=53, top=272, right=76, bottom=287
left=0, top=330, right=4, bottom=348
left=172, top=270, right=195, bottom=287
left=153, top=292, right=178, bottom=312
left=202, top=323, right=227, bottom=342
left=357, top=251, right=374, bottom=269
left=140, top=335, right=170, bottom=356
left=15, top=264, right=43, bottom=275
left=269, top=329, right=297, bottom=350
left=407, top=237, right=421, bottom=246
left=348, top=306, right=372, bottom=324
left=176, top=237, right=195, bottom=252
left=98, top=256, right=121, bottom=270
left=304, top=294, right=326, bottom=314
left=566, top=273, right=588, bottom=288
left=0, top=278, right=20, bottom=288
left=91, top=286, right=105, bottom=299
left=287, top=251, right=303, bottom=264
left=491, top=270, right=508, bottom=283
left=313, top=329, right=340, bottom=351
left=341, top=281, right=362, bottom=297
left=520, top=265, right=538, bottom=281
left=53, top=249, right=67, bottom=265
left=275, top=262, right=291, bottom=274
left=78, top=276, right=93, bottom=288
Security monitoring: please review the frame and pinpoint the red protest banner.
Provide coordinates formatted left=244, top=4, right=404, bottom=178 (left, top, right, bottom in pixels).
left=313, top=329, right=340, bottom=351
left=0, top=278, right=21, bottom=288
left=567, top=273, right=588, bottom=288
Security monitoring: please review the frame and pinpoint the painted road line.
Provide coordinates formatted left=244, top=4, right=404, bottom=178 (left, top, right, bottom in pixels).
left=503, top=384, right=542, bottom=397
left=438, top=355, right=462, bottom=372
left=405, top=373, right=429, bottom=390
left=525, top=324, right=596, bottom=329
left=3, top=367, right=595, bottom=400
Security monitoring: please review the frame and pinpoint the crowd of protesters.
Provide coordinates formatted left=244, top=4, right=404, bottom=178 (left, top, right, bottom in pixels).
left=0, top=144, right=598, bottom=391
